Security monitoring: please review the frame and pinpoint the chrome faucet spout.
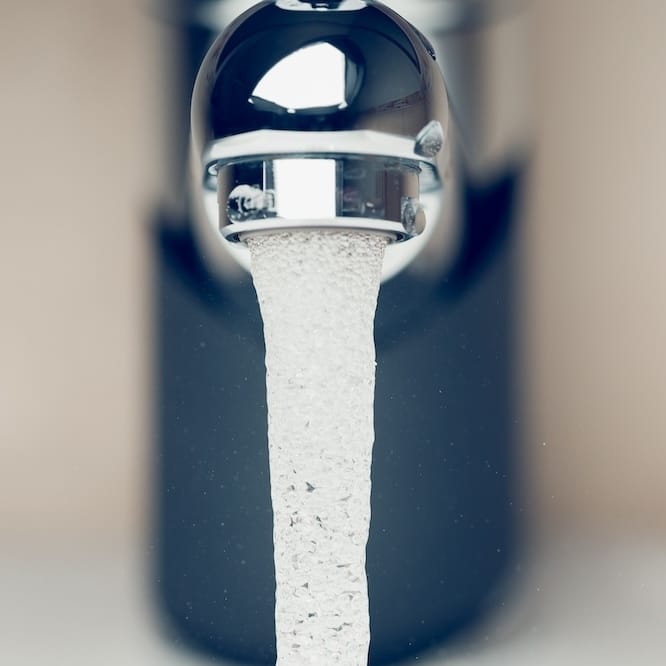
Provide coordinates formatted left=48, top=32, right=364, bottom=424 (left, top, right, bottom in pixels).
left=190, top=0, right=450, bottom=279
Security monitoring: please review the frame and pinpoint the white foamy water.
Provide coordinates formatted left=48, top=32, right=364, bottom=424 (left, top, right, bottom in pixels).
left=247, top=230, right=387, bottom=666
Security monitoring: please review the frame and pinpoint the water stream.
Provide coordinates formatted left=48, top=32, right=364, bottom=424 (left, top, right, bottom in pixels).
left=247, top=230, right=388, bottom=665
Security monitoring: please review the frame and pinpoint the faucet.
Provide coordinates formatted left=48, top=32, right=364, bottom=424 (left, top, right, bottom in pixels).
left=190, top=0, right=450, bottom=279
left=154, top=1, right=528, bottom=663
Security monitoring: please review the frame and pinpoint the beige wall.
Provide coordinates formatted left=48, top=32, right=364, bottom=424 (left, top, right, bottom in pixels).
left=525, top=0, right=666, bottom=534
left=0, top=0, right=664, bottom=548
left=0, top=0, right=162, bottom=546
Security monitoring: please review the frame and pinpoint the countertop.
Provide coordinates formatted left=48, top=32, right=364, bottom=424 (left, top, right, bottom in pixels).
left=3, top=536, right=665, bottom=665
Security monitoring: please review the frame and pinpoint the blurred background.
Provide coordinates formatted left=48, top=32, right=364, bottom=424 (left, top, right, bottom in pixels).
left=1, top=0, right=665, bottom=663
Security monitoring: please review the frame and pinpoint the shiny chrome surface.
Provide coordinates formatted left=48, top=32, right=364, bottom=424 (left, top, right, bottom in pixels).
left=218, top=156, right=425, bottom=242
left=190, top=0, right=450, bottom=278
left=185, top=0, right=530, bottom=182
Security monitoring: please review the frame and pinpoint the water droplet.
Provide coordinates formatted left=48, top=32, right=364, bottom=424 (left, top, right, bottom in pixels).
left=401, top=197, right=426, bottom=236
left=414, top=120, right=444, bottom=158
left=226, top=184, right=275, bottom=222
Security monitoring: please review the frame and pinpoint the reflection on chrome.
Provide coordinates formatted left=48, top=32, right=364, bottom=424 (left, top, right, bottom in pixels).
left=276, top=0, right=367, bottom=11
left=251, top=42, right=350, bottom=112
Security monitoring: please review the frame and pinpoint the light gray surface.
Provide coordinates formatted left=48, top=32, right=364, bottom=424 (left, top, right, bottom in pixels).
left=2, top=536, right=665, bottom=665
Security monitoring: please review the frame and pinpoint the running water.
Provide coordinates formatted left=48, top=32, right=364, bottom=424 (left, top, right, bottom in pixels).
left=247, top=230, right=388, bottom=666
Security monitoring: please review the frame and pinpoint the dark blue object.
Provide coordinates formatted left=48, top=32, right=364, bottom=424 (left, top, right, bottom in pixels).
left=153, top=2, right=523, bottom=663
